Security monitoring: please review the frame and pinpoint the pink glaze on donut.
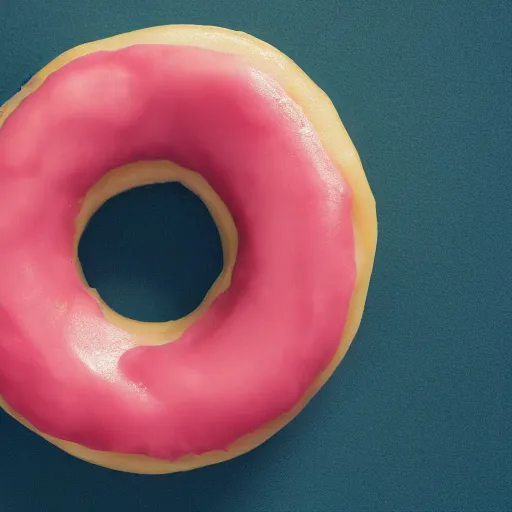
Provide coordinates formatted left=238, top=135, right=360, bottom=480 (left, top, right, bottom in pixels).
left=0, top=45, right=355, bottom=460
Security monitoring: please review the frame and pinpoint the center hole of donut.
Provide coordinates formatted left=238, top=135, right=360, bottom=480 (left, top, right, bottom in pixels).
left=78, top=182, right=223, bottom=322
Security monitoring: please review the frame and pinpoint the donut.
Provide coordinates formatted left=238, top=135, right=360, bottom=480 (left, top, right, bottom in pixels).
left=0, top=25, right=377, bottom=473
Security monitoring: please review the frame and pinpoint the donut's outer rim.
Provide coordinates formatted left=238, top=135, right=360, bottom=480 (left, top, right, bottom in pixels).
left=0, top=24, right=377, bottom=474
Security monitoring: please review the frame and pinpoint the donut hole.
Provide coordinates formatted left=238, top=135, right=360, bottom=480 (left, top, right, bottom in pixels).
left=78, top=182, right=223, bottom=323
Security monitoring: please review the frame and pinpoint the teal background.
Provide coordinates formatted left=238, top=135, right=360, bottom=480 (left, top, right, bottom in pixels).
left=1, top=1, right=511, bottom=511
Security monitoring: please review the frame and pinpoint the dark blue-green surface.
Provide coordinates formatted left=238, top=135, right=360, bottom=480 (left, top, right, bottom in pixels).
left=1, top=1, right=511, bottom=511
left=78, top=183, right=224, bottom=323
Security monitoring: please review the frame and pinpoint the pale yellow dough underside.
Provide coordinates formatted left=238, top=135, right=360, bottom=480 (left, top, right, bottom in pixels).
left=0, top=25, right=377, bottom=473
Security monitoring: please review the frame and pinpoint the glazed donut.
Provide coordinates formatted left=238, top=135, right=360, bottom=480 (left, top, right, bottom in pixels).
left=0, top=25, right=377, bottom=473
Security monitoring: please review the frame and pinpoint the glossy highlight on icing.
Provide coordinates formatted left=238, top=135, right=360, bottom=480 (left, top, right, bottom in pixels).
left=0, top=45, right=355, bottom=461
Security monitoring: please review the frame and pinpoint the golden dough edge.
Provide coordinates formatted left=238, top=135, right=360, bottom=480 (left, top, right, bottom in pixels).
left=0, top=24, right=377, bottom=474
left=73, top=161, right=239, bottom=346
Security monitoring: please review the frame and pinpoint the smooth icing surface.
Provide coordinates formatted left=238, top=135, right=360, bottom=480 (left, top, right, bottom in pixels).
left=0, top=45, right=355, bottom=461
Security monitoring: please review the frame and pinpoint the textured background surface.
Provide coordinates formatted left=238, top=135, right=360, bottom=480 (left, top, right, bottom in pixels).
left=1, top=1, right=511, bottom=511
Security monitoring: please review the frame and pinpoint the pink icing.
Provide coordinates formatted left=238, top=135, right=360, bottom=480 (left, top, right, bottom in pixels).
left=0, top=45, right=355, bottom=460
